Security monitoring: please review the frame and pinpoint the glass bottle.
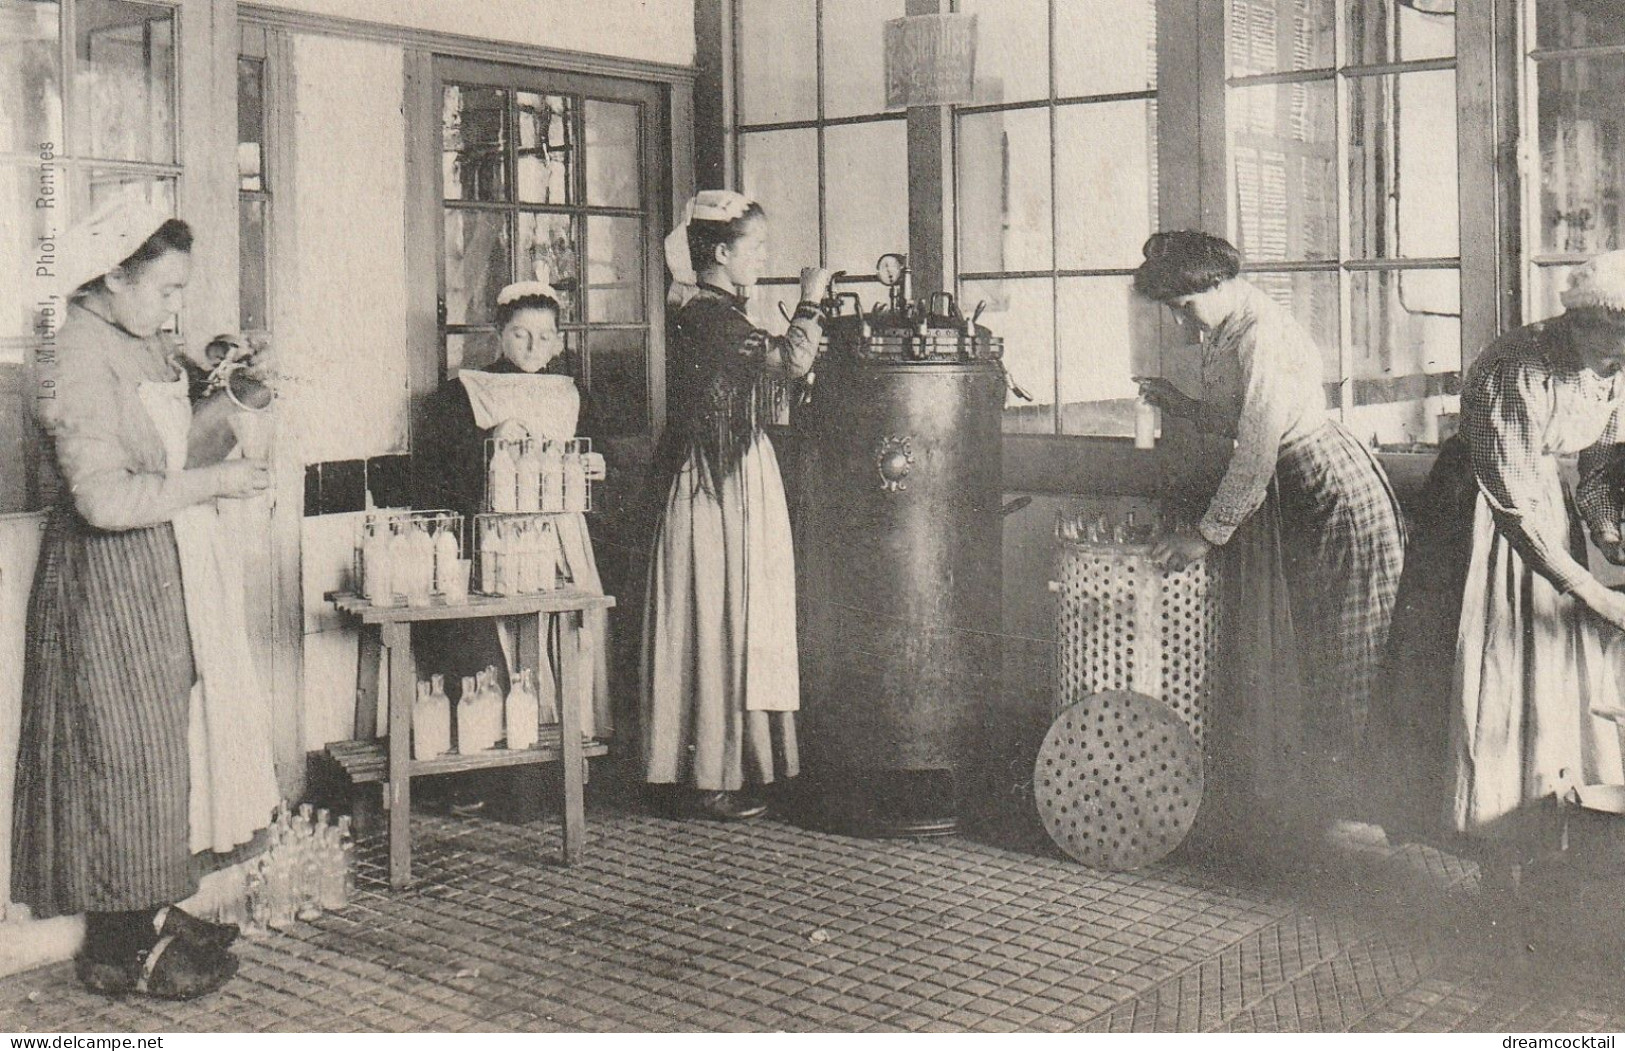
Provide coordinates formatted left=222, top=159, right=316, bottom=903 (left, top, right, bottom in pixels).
left=386, top=520, right=412, bottom=606
left=515, top=439, right=542, bottom=513
left=405, top=519, right=436, bottom=607
left=456, top=675, right=480, bottom=754
left=413, top=677, right=451, bottom=758
left=244, top=862, right=269, bottom=939
left=536, top=519, right=560, bottom=592
left=488, top=439, right=518, bottom=513
left=506, top=667, right=540, bottom=750
left=539, top=440, right=565, bottom=513
left=434, top=515, right=462, bottom=594
left=362, top=517, right=395, bottom=606
left=563, top=440, right=589, bottom=513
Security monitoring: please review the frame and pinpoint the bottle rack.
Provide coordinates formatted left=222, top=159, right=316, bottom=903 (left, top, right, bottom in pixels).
left=473, top=512, right=577, bottom=597
left=483, top=436, right=595, bottom=515
left=354, top=510, right=465, bottom=608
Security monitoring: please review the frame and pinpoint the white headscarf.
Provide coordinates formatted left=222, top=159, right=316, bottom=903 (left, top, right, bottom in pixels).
left=1561, top=250, right=1625, bottom=314
left=56, top=190, right=174, bottom=301
left=663, top=190, right=755, bottom=286
left=496, top=280, right=561, bottom=307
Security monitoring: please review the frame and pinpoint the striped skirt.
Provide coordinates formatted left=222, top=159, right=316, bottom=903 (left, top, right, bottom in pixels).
left=11, top=507, right=197, bottom=918
left=1211, top=420, right=1406, bottom=814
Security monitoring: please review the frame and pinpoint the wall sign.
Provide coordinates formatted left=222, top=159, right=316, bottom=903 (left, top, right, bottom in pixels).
left=884, top=14, right=977, bottom=110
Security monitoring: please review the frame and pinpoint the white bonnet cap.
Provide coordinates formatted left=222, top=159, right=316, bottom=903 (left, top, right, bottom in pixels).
left=663, top=190, right=756, bottom=286
left=55, top=190, right=175, bottom=300
left=1560, top=250, right=1625, bottom=314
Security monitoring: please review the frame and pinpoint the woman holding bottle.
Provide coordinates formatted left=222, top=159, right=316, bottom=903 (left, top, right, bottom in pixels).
left=12, top=194, right=276, bottom=998
left=642, top=190, right=831, bottom=821
left=411, top=280, right=611, bottom=740
left=1131, top=230, right=1406, bottom=845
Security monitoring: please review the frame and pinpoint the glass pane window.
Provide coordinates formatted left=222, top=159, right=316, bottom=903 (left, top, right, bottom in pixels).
left=442, top=84, right=508, bottom=203
left=239, top=196, right=267, bottom=331
left=584, top=99, right=639, bottom=209
left=586, top=215, right=643, bottom=323
left=737, top=0, right=817, bottom=124
left=74, top=0, right=175, bottom=164
left=739, top=128, right=819, bottom=279
left=962, top=277, right=1056, bottom=432
left=959, top=0, right=1048, bottom=106
left=824, top=120, right=908, bottom=275
left=1055, top=100, right=1158, bottom=270
left=1345, top=0, right=1456, bottom=66
left=1055, top=0, right=1157, bottom=97
left=1, top=165, right=55, bottom=340
left=518, top=211, right=579, bottom=318
left=1247, top=269, right=1342, bottom=381
left=1229, top=0, right=1335, bottom=78
left=822, top=0, right=903, bottom=119
left=1057, top=276, right=1155, bottom=438
left=517, top=92, right=573, bottom=205
left=0, top=0, right=63, bottom=153
left=1230, top=80, right=1338, bottom=263
left=444, top=208, right=509, bottom=327
left=1347, top=268, right=1461, bottom=446
left=1347, top=69, right=1459, bottom=260
left=1537, top=54, right=1625, bottom=256
left=957, top=108, right=1052, bottom=275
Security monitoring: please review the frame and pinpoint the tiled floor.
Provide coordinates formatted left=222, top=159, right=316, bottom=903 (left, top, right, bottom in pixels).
left=4, top=767, right=1624, bottom=1033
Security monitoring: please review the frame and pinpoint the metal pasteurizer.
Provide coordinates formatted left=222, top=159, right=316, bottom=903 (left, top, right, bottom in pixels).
left=793, top=254, right=1024, bottom=837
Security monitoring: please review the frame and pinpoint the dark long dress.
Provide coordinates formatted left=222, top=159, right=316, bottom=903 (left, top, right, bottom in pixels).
left=410, top=354, right=600, bottom=703
left=11, top=306, right=199, bottom=918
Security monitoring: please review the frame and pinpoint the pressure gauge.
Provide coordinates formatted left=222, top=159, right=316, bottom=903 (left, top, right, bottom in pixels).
left=876, top=253, right=907, bottom=287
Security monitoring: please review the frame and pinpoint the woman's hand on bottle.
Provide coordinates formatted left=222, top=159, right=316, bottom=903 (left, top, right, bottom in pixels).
left=582, top=452, right=607, bottom=481
left=1136, top=377, right=1199, bottom=420
left=799, top=267, right=834, bottom=305
left=212, top=459, right=272, bottom=499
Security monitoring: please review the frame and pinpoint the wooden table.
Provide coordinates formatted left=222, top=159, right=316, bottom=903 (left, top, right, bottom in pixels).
left=326, top=589, right=616, bottom=888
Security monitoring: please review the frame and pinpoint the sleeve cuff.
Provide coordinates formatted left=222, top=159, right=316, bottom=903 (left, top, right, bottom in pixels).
left=793, top=300, right=824, bottom=322
left=1197, top=515, right=1235, bottom=548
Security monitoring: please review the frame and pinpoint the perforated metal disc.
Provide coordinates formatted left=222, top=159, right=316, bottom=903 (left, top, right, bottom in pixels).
left=1034, top=690, right=1204, bottom=871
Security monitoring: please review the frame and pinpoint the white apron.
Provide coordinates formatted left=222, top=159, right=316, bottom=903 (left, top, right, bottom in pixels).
left=1453, top=373, right=1625, bottom=839
left=458, top=370, right=613, bottom=738
left=137, top=377, right=279, bottom=854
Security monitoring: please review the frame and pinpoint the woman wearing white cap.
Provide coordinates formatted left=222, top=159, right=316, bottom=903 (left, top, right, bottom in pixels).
left=11, top=194, right=274, bottom=998
left=1371, top=250, right=1625, bottom=869
left=412, top=279, right=612, bottom=749
left=642, top=191, right=831, bottom=821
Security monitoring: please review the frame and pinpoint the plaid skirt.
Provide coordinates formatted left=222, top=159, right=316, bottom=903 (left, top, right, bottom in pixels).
left=11, top=507, right=197, bottom=918
left=1212, top=419, right=1406, bottom=813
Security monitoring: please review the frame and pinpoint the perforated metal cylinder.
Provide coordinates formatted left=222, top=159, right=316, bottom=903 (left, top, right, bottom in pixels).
left=1053, top=540, right=1217, bottom=747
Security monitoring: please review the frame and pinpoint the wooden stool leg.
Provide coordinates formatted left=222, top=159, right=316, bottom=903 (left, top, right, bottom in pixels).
left=355, top=625, right=382, bottom=738
left=558, top=609, right=586, bottom=864
left=382, top=622, right=414, bottom=888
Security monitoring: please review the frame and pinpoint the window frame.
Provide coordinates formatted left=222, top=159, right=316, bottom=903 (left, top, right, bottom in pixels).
left=428, top=55, right=670, bottom=440
left=950, top=0, right=1161, bottom=438
left=729, top=0, right=908, bottom=314
left=1224, top=0, right=1466, bottom=443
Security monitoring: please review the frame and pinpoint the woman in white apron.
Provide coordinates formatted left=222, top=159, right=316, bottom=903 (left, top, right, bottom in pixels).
left=642, top=191, right=831, bottom=821
left=412, top=281, right=612, bottom=752
left=1372, top=250, right=1625, bottom=876
left=10, top=196, right=278, bottom=998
